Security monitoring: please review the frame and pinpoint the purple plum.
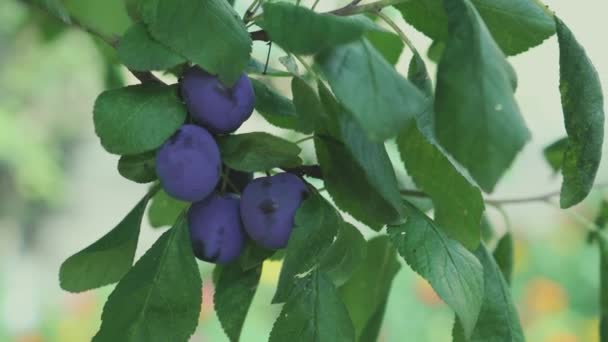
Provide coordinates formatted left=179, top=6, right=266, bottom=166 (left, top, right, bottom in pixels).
left=240, top=173, right=308, bottom=250
left=187, top=194, right=246, bottom=264
left=156, top=124, right=221, bottom=202
left=180, top=66, right=255, bottom=134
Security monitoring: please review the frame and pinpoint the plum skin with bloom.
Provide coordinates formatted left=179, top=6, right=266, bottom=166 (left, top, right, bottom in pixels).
left=240, top=173, right=308, bottom=250
left=180, top=66, right=255, bottom=134
left=156, top=124, right=221, bottom=202
left=187, top=194, right=246, bottom=264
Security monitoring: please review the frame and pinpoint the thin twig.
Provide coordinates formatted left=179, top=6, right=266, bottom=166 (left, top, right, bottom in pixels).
left=376, top=11, right=418, bottom=55
left=294, top=136, right=315, bottom=144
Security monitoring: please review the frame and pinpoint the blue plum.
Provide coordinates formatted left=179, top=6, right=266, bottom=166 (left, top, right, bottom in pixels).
left=240, top=173, right=308, bottom=250
left=156, top=124, right=221, bottom=202
left=187, top=194, right=246, bottom=264
left=180, top=66, right=255, bottom=134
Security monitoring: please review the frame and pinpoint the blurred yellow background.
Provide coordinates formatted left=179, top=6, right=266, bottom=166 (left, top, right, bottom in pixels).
left=0, top=0, right=607, bottom=341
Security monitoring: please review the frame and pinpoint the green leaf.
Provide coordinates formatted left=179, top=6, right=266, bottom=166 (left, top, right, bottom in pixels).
left=261, top=2, right=376, bottom=55
left=217, top=132, right=302, bottom=173
left=269, top=271, right=355, bottom=342
left=427, top=40, right=445, bottom=63
left=554, top=17, right=605, bottom=208
left=407, top=53, right=434, bottom=98
left=454, top=244, right=524, bottom=342
left=315, top=138, right=395, bottom=230
left=434, top=0, right=530, bottom=192
left=215, top=263, right=262, bottom=342
left=493, top=233, right=514, bottom=284
left=250, top=79, right=302, bottom=131
left=595, top=200, right=608, bottom=229
left=118, top=23, right=186, bottom=71
left=148, top=188, right=189, bottom=228
left=141, top=0, right=251, bottom=85
left=93, top=216, right=201, bottom=342
left=273, top=194, right=340, bottom=303
left=320, top=222, right=367, bottom=287
left=396, top=0, right=555, bottom=56
left=32, top=0, right=71, bottom=23
left=339, top=118, right=404, bottom=218
left=59, top=191, right=153, bottom=292
left=358, top=299, right=388, bottom=342
left=291, top=77, right=324, bottom=134
left=316, top=39, right=426, bottom=141
left=339, top=236, right=400, bottom=340
left=239, top=242, right=275, bottom=271
left=397, top=125, right=484, bottom=250
left=313, top=82, right=403, bottom=229
left=247, top=59, right=292, bottom=77
left=598, top=232, right=608, bottom=341
left=64, top=0, right=131, bottom=36
left=93, top=84, right=186, bottom=155
left=365, top=30, right=404, bottom=65
left=118, top=151, right=157, bottom=184
left=399, top=53, right=484, bottom=250
left=543, top=137, right=568, bottom=173
left=388, top=202, right=484, bottom=337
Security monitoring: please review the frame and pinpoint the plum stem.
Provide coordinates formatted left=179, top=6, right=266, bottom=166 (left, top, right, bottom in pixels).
left=294, top=136, right=315, bottom=144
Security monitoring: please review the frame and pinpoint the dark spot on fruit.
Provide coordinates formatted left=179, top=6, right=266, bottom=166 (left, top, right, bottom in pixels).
left=218, top=226, right=225, bottom=236
left=258, top=198, right=278, bottom=214
left=261, top=179, right=272, bottom=188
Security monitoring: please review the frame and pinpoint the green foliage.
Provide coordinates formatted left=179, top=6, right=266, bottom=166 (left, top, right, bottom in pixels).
left=31, top=0, right=70, bottom=23
left=269, top=271, right=355, bottom=342
left=215, top=263, right=262, bottom=342
left=250, top=78, right=302, bottom=131
left=339, top=236, right=400, bottom=340
left=217, top=132, right=302, bottom=172
left=141, top=0, right=251, bottom=85
left=118, top=23, right=185, bottom=71
left=396, top=0, right=555, bottom=55
left=320, top=222, right=367, bottom=287
left=94, top=216, right=201, bottom=341
left=493, top=233, right=514, bottom=284
left=93, top=84, right=186, bottom=155
left=599, top=233, right=608, bottom=341
left=59, top=190, right=153, bottom=292
left=261, top=2, right=376, bottom=55
left=388, top=202, right=484, bottom=337
left=117, top=151, right=157, bottom=184
left=365, top=30, right=404, bottom=65
left=147, top=188, right=188, bottom=228
left=398, top=53, right=484, bottom=250
left=291, top=77, right=323, bottom=134
left=34, top=0, right=607, bottom=340
left=316, top=39, right=426, bottom=141
left=454, top=244, right=524, bottom=342
left=434, top=0, right=530, bottom=192
left=543, top=137, right=568, bottom=173
left=273, top=194, right=340, bottom=303
left=554, top=17, right=605, bottom=208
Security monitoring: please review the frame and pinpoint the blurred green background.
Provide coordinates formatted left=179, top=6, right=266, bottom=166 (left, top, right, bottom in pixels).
left=0, top=0, right=607, bottom=341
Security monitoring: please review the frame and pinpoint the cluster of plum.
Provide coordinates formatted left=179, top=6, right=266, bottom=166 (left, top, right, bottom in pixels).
left=155, top=66, right=308, bottom=264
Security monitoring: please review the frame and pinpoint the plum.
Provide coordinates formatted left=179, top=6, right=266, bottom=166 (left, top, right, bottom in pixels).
left=187, top=194, right=245, bottom=264
left=240, top=173, right=308, bottom=250
left=156, top=124, right=221, bottom=202
left=180, top=66, right=255, bottom=134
